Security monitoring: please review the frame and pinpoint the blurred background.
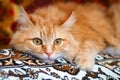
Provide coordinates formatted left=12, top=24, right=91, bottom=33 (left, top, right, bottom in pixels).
left=0, top=0, right=119, bottom=49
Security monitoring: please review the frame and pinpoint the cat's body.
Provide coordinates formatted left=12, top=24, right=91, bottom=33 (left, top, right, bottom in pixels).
left=10, top=2, right=120, bottom=70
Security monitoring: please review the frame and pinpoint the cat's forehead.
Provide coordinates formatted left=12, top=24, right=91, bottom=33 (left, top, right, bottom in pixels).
left=29, top=14, right=63, bottom=26
left=29, top=14, right=60, bottom=33
left=33, top=21, right=59, bottom=41
left=27, top=14, right=67, bottom=42
left=39, top=25, right=57, bottom=37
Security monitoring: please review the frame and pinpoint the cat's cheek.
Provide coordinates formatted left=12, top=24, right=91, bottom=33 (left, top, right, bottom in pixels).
left=59, top=42, right=70, bottom=51
left=63, top=45, right=70, bottom=51
left=28, top=42, right=44, bottom=53
left=34, top=47, right=43, bottom=53
left=38, top=54, right=48, bottom=59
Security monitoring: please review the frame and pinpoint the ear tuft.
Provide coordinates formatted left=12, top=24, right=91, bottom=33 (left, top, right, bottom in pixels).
left=18, top=6, right=32, bottom=25
left=62, top=12, right=76, bottom=28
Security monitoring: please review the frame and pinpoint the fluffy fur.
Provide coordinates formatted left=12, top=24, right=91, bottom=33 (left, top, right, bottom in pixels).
left=10, top=2, right=120, bottom=70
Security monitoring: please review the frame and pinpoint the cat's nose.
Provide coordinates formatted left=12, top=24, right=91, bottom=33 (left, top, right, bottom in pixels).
left=45, top=52, right=53, bottom=57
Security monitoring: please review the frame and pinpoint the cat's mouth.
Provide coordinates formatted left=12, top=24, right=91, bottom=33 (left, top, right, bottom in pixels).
left=29, top=52, right=64, bottom=63
left=43, top=58, right=55, bottom=63
left=41, top=55, right=62, bottom=63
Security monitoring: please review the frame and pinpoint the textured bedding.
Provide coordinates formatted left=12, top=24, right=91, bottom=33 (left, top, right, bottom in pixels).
left=0, top=49, right=119, bottom=80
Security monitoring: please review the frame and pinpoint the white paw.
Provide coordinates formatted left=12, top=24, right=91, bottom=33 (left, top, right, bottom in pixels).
left=75, top=56, right=95, bottom=71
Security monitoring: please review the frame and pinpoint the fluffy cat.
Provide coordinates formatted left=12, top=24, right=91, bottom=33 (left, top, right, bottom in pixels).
left=10, top=2, right=120, bottom=70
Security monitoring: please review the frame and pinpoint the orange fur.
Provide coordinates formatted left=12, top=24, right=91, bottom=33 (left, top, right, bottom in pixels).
left=10, top=2, right=120, bottom=70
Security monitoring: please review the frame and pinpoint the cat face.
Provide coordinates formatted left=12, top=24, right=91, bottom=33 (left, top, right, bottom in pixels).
left=10, top=7, right=76, bottom=63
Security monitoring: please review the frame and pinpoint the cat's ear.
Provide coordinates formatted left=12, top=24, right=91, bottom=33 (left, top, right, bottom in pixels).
left=18, top=6, right=33, bottom=25
left=62, top=12, right=76, bottom=28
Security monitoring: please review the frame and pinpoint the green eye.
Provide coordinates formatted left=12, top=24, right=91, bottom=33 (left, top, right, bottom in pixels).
left=54, top=38, right=62, bottom=45
left=33, top=38, right=42, bottom=45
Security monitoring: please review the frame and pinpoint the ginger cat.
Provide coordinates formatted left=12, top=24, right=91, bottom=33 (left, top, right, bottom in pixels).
left=10, top=2, right=120, bottom=70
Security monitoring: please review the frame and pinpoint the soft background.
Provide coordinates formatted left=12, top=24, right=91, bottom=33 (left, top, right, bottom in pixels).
left=0, top=0, right=119, bottom=49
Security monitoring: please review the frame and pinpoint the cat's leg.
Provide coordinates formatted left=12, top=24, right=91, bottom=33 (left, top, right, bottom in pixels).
left=75, top=40, right=104, bottom=70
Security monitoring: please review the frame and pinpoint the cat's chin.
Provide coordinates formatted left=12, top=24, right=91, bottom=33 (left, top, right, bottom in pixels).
left=43, top=59, right=55, bottom=63
left=30, top=52, right=64, bottom=63
left=40, top=54, right=63, bottom=63
left=41, top=52, right=63, bottom=58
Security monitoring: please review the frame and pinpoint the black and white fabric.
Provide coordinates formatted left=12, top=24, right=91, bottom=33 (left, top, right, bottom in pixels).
left=0, top=49, right=119, bottom=80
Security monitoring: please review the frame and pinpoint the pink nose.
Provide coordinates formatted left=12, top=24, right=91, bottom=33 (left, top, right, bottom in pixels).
left=45, top=52, right=53, bottom=57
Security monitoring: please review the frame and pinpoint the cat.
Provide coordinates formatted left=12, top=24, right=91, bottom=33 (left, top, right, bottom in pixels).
left=9, top=2, right=120, bottom=70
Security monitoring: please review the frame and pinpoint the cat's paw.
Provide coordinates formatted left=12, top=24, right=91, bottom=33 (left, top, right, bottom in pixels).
left=75, top=56, right=95, bottom=71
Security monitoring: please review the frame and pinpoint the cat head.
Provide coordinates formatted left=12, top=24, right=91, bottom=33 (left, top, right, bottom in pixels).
left=10, top=6, right=77, bottom=62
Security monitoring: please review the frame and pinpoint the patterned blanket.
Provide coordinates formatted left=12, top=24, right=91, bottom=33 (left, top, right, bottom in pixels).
left=0, top=49, right=119, bottom=80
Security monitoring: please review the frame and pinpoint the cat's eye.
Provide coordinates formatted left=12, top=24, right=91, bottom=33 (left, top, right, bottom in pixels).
left=54, top=38, right=62, bottom=45
left=33, top=38, right=42, bottom=45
